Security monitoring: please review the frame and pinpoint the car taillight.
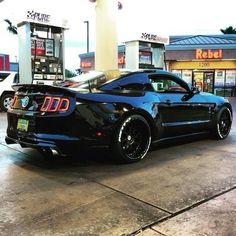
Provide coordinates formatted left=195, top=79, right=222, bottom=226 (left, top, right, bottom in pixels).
left=11, top=95, right=17, bottom=108
left=40, top=96, right=70, bottom=112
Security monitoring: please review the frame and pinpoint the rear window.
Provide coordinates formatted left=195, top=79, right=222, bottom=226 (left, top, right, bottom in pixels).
left=99, top=73, right=154, bottom=91
left=68, top=75, right=107, bottom=91
left=0, top=73, right=10, bottom=82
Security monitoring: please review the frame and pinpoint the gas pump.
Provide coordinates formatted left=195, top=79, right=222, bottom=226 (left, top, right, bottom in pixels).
left=125, top=33, right=169, bottom=70
left=17, top=10, right=68, bottom=84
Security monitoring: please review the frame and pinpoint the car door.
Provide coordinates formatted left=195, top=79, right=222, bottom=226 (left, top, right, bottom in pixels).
left=149, top=74, right=212, bottom=138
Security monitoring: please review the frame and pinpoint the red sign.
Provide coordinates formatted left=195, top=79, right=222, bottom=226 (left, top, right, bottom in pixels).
left=81, top=54, right=125, bottom=68
left=0, top=55, right=10, bottom=71
left=81, top=61, right=92, bottom=68
left=31, top=38, right=45, bottom=56
left=118, top=55, right=125, bottom=65
left=195, top=49, right=222, bottom=60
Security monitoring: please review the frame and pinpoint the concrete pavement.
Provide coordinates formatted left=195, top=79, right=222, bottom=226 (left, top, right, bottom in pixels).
left=0, top=98, right=235, bottom=236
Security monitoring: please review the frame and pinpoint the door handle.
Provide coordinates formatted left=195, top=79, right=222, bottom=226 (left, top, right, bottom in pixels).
left=166, top=99, right=171, bottom=105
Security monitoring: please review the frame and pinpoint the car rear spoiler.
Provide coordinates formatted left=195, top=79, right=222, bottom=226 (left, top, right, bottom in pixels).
left=12, top=84, right=77, bottom=96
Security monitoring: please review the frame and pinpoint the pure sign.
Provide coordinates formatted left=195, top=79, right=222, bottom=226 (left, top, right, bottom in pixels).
left=27, top=10, right=50, bottom=24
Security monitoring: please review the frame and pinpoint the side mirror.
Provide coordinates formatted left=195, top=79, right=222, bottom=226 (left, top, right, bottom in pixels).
left=191, top=86, right=200, bottom=94
left=182, top=85, right=199, bottom=101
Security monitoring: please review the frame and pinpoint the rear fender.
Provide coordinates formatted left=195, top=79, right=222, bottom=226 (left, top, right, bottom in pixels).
left=112, top=108, right=157, bottom=142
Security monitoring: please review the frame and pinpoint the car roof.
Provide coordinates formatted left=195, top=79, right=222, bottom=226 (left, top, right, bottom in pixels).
left=111, top=69, right=182, bottom=81
left=69, top=71, right=104, bottom=82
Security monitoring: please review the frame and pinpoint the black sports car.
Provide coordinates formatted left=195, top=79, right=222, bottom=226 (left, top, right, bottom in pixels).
left=5, top=70, right=233, bottom=163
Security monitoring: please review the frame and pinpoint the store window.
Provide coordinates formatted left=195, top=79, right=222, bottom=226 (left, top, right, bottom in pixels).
left=214, top=70, right=225, bottom=96
left=214, top=70, right=236, bottom=97
left=171, top=70, right=193, bottom=85
left=226, top=70, right=236, bottom=96
left=182, top=70, right=192, bottom=84
left=226, top=70, right=236, bottom=87
left=172, top=70, right=182, bottom=78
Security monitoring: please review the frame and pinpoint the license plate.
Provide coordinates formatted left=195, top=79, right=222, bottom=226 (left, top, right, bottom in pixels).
left=17, top=118, right=29, bottom=132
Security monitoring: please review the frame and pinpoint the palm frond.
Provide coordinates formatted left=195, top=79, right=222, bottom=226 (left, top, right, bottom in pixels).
left=4, top=18, right=17, bottom=34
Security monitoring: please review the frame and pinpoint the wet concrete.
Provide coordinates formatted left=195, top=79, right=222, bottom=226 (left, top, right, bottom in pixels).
left=0, top=98, right=236, bottom=235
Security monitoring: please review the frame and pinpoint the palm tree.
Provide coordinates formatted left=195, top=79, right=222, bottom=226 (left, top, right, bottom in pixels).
left=4, top=19, right=18, bottom=35
left=220, top=26, right=236, bottom=34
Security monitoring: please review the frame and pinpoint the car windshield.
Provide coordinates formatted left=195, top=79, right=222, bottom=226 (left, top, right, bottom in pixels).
left=67, top=70, right=131, bottom=92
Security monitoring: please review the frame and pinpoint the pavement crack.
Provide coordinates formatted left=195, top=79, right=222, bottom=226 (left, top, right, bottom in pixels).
left=151, top=228, right=168, bottom=236
left=128, top=185, right=236, bottom=235
left=88, top=178, right=172, bottom=215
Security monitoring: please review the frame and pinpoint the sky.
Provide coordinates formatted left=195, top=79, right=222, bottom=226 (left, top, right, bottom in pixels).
left=0, top=0, right=235, bottom=69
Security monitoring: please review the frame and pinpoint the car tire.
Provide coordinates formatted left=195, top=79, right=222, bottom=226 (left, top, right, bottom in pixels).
left=211, top=107, right=232, bottom=139
left=111, top=114, right=151, bottom=163
left=0, top=93, right=14, bottom=112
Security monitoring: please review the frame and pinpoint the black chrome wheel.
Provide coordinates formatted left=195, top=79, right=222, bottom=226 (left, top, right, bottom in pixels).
left=112, top=115, right=151, bottom=163
left=212, top=107, right=232, bottom=139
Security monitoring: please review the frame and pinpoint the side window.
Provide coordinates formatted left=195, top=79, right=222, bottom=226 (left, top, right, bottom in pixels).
left=113, top=74, right=146, bottom=90
left=0, top=73, right=10, bottom=82
left=150, top=77, right=188, bottom=93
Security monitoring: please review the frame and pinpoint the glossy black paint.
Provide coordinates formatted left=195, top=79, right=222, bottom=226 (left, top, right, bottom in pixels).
left=5, top=70, right=233, bottom=156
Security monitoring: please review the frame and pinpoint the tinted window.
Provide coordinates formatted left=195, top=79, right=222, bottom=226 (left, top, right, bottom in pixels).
left=0, top=73, right=10, bottom=82
left=99, top=73, right=154, bottom=91
left=69, top=75, right=107, bottom=90
left=150, top=76, right=188, bottom=93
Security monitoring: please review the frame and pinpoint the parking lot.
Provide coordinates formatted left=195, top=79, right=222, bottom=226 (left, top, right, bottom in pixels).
left=0, top=98, right=235, bottom=236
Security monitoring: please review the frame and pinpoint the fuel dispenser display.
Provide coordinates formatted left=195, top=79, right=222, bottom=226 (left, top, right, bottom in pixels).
left=17, top=10, right=67, bottom=84
left=125, top=33, right=169, bottom=70
left=30, top=24, right=64, bottom=83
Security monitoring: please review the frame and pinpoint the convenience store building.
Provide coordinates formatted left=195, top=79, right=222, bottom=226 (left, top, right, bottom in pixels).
left=79, top=34, right=236, bottom=97
left=166, top=35, right=236, bottom=97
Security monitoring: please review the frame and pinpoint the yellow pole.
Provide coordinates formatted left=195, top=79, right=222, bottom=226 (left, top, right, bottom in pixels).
left=95, top=0, right=118, bottom=72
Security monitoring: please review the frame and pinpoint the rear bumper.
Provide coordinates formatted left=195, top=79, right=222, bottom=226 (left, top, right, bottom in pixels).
left=5, top=133, right=108, bottom=155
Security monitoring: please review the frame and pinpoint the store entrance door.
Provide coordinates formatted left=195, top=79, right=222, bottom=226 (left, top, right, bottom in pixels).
left=203, top=72, right=214, bottom=93
left=193, top=71, right=214, bottom=93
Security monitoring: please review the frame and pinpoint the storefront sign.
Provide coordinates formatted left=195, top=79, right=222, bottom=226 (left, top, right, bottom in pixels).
left=198, top=62, right=210, bottom=68
left=195, top=49, right=223, bottom=60
left=81, top=61, right=92, bottom=68
left=170, top=60, right=236, bottom=70
left=118, top=55, right=125, bottom=65
left=0, top=54, right=10, bottom=71
left=81, top=55, right=125, bottom=68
